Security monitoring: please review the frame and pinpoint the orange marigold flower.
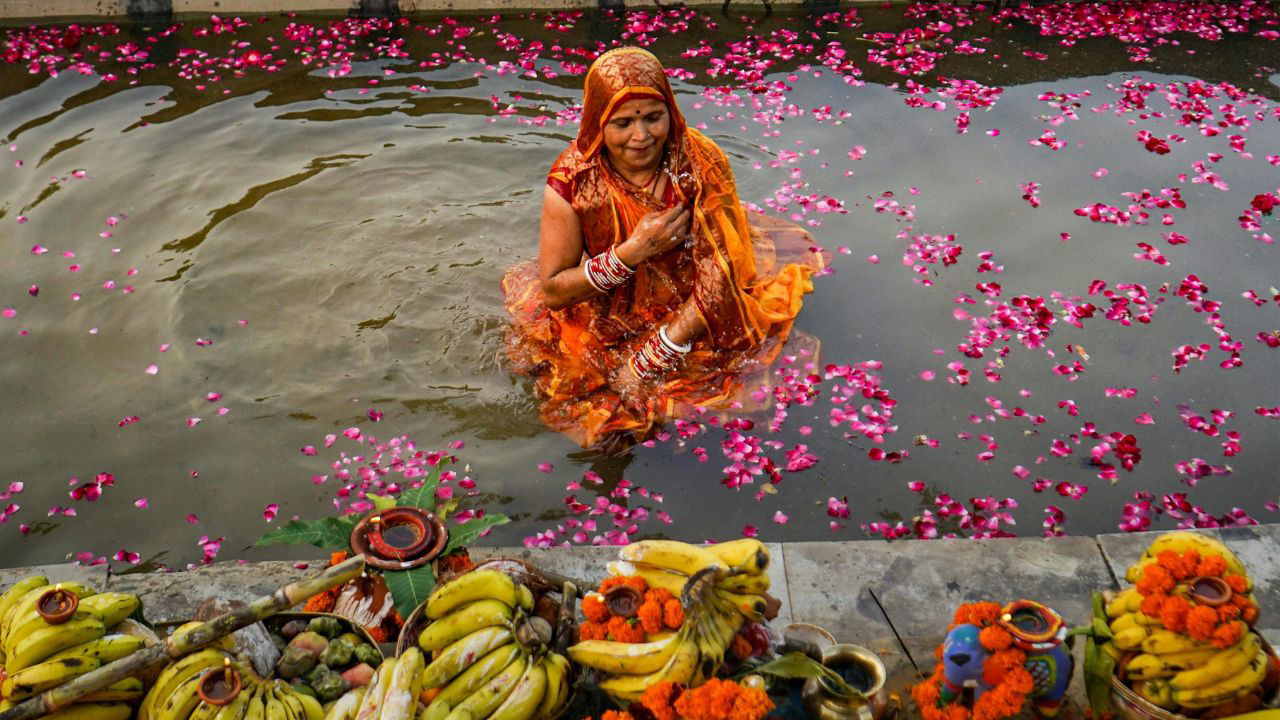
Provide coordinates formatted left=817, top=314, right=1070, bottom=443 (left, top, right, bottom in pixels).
left=1242, top=605, right=1258, bottom=624
left=637, top=601, right=663, bottom=634
left=662, top=599, right=684, bottom=629
left=303, top=589, right=337, bottom=613
left=1231, top=593, right=1251, bottom=608
left=578, top=621, right=607, bottom=641
left=955, top=602, right=1002, bottom=628
left=1217, top=604, right=1241, bottom=622
left=727, top=686, right=774, bottom=720
left=1195, top=555, right=1227, bottom=578
left=1139, top=593, right=1166, bottom=619
left=979, top=626, right=1013, bottom=652
left=582, top=593, right=610, bottom=623
left=1136, top=564, right=1175, bottom=595
left=329, top=550, right=349, bottom=566
left=644, top=588, right=673, bottom=606
left=607, top=615, right=646, bottom=643
left=731, top=633, right=753, bottom=659
left=1186, top=605, right=1219, bottom=642
left=1159, top=595, right=1190, bottom=633
left=1211, top=621, right=1243, bottom=649
left=600, top=711, right=634, bottom=720
left=638, top=681, right=679, bottom=720
left=1224, top=574, right=1249, bottom=594
left=366, top=624, right=389, bottom=643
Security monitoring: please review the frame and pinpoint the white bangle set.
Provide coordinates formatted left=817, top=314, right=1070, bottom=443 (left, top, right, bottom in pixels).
left=658, top=324, right=692, bottom=354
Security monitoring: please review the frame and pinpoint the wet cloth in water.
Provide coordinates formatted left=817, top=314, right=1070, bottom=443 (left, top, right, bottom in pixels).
left=502, top=47, right=823, bottom=448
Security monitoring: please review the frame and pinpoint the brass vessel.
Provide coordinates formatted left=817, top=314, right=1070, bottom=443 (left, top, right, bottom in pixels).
left=801, top=643, right=888, bottom=720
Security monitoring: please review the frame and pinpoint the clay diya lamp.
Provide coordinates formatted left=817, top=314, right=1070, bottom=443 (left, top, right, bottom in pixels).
left=603, top=585, right=643, bottom=618
left=197, top=659, right=242, bottom=706
left=1188, top=576, right=1232, bottom=607
left=352, top=507, right=448, bottom=571
left=36, top=585, right=79, bottom=625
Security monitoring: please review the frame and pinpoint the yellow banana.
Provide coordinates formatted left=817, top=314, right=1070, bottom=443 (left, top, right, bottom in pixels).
left=294, top=692, right=324, bottom=720
left=421, top=626, right=514, bottom=690
left=1100, top=642, right=1123, bottom=663
left=191, top=697, right=224, bottom=720
left=417, top=600, right=513, bottom=652
left=1139, top=646, right=1219, bottom=674
left=139, top=648, right=231, bottom=720
left=1144, top=532, right=1247, bottom=575
left=598, top=632, right=700, bottom=703
left=535, top=652, right=570, bottom=720
left=275, top=682, right=309, bottom=720
left=569, top=631, right=680, bottom=675
left=718, top=571, right=770, bottom=595
left=1, top=583, right=95, bottom=645
left=379, top=648, right=425, bottom=720
left=420, top=698, right=450, bottom=720
left=713, top=588, right=767, bottom=623
left=1106, top=588, right=1140, bottom=619
left=487, top=657, right=546, bottom=720
left=0, top=577, right=49, bottom=640
left=618, top=541, right=728, bottom=578
left=43, top=703, right=133, bottom=720
left=706, top=539, right=770, bottom=575
left=243, top=683, right=267, bottom=720
left=1141, top=629, right=1215, bottom=655
left=434, top=643, right=522, bottom=707
left=210, top=683, right=253, bottom=720
left=77, top=594, right=139, bottom=629
left=606, top=562, right=687, bottom=597
left=264, top=683, right=294, bottom=720
left=1170, top=632, right=1260, bottom=691
left=1111, top=627, right=1153, bottom=651
left=426, top=571, right=520, bottom=620
left=324, top=687, right=364, bottom=720
left=47, top=634, right=147, bottom=665
left=2, top=656, right=101, bottom=701
left=1124, top=654, right=1178, bottom=681
left=154, top=669, right=207, bottom=720
left=79, top=677, right=146, bottom=703
left=517, top=586, right=534, bottom=613
left=170, top=622, right=236, bottom=653
left=1134, top=679, right=1176, bottom=709
left=352, top=659, right=396, bottom=720
left=1173, top=649, right=1268, bottom=708
left=6, top=617, right=106, bottom=674
left=442, top=652, right=527, bottom=720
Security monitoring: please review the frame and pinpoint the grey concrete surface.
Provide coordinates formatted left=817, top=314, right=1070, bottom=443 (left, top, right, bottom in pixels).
left=1097, top=524, right=1280, bottom=646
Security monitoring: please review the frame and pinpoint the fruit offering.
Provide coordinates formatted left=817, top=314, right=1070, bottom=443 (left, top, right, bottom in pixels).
left=0, top=575, right=149, bottom=716
left=407, top=569, right=572, bottom=720
left=1104, top=531, right=1278, bottom=716
left=266, top=615, right=381, bottom=703
left=569, top=539, right=773, bottom=704
left=143, top=650, right=324, bottom=720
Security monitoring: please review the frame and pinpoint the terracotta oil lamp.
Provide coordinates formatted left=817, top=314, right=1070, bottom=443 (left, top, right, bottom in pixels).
left=36, top=585, right=78, bottom=624
left=197, top=659, right=242, bottom=706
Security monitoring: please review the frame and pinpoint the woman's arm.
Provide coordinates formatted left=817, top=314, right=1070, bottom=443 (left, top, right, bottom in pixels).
left=539, top=185, right=692, bottom=311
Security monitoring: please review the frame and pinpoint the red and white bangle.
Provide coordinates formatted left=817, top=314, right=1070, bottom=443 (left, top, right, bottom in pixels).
left=584, top=246, right=634, bottom=293
left=629, top=325, right=691, bottom=379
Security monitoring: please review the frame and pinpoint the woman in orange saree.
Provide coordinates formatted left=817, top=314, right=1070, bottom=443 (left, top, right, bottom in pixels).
left=502, top=47, right=823, bottom=450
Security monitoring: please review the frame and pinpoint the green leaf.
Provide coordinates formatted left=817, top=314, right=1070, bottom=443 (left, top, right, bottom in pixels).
left=397, top=477, right=441, bottom=511
left=254, top=517, right=356, bottom=549
left=443, top=514, right=510, bottom=555
left=1083, top=635, right=1116, bottom=716
left=383, top=565, right=437, bottom=618
left=751, top=653, right=867, bottom=701
left=368, top=494, right=397, bottom=512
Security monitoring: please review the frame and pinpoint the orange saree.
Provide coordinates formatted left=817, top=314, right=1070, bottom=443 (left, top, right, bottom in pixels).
left=502, top=47, right=824, bottom=448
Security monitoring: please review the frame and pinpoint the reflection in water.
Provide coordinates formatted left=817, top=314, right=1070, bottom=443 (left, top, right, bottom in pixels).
left=0, top=6, right=1277, bottom=568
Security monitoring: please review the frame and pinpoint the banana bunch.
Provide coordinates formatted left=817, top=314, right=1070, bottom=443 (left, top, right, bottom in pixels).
left=407, top=570, right=570, bottom=720
left=142, top=649, right=323, bottom=720
left=0, top=576, right=146, bottom=713
left=1123, top=531, right=1251, bottom=589
left=569, top=539, right=772, bottom=704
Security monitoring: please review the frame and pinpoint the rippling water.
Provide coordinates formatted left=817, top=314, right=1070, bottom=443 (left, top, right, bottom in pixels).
left=1, top=6, right=1278, bottom=569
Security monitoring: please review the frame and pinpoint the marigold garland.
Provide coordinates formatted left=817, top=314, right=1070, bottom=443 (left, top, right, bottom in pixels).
left=910, top=603, right=1034, bottom=720
left=1133, top=548, right=1256, bottom=648
left=579, top=576, right=684, bottom=644
left=588, top=678, right=773, bottom=720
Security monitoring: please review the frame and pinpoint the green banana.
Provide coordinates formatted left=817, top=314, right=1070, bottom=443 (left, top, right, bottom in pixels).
left=79, top=677, right=146, bottom=703
left=77, top=594, right=140, bottom=629
left=433, top=643, right=523, bottom=707
left=487, top=658, right=547, bottom=720
left=442, top=652, right=528, bottom=720
left=6, top=617, right=106, bottom=674
left=422, top=626, right=514, bottom=690
left=47, top=634, right=147, bottom=664
left=417, top=600, right=514, bottom=652
left=2, top=656, right=101, bottom=701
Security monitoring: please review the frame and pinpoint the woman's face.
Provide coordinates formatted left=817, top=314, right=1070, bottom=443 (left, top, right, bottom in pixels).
left=602, top=98, right=670, bottom=174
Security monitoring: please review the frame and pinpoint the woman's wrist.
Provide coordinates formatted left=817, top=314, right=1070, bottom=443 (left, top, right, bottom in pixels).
left=614, top=238, right=644, bottom=268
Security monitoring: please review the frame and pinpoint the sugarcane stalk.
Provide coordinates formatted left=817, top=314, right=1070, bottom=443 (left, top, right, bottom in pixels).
left=0, top=555, right=365, bottom=720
